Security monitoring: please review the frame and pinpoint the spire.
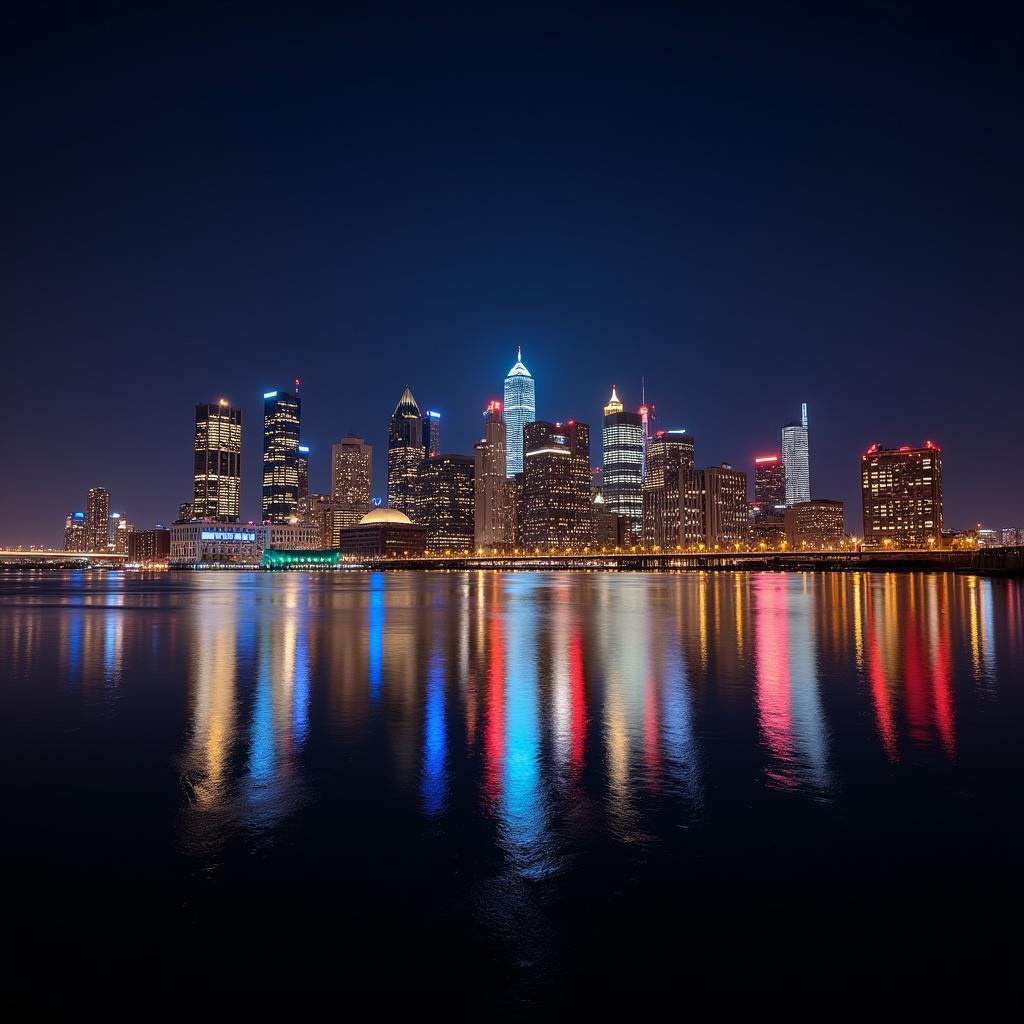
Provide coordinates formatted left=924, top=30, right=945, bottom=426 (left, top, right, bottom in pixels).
left=801, top=402, right=808, bottom=429
left=506, top=348, right=532, bottom=378
left=517, top=345, right=522, bottom=361
left=604, top=385, right=624, bottom=416
left=394, top=386, right=420, bottom=417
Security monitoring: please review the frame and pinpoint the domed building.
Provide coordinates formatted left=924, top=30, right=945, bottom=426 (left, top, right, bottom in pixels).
left=339, top=505, right=427, bottom=558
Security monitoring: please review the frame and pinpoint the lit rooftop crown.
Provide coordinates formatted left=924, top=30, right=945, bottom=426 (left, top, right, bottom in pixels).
left=393, top=386, right=420, bottom=417
left=604, top=384, right=624, bottom=416
left=506, top=346, right=532, bottom=378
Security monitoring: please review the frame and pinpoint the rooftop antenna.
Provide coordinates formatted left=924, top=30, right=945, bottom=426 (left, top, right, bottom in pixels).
left=295, top=377, right=301, bottom=395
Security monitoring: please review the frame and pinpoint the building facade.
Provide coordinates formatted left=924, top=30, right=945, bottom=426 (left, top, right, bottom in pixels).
left=861, top=441, right=943, bottom=547
left=785, top=500, right=845, bottom=548
left=601, top=385, right=644, bottom=537
left=521, top=420, right=591, bottom=549
left=63, top=512, right=88, bottom=552
left=262, top=389, right=302, bottom=523
left=86, top=487, right=110, bottom=551
left=127, top=528, right=171, bottom=565
left=503, top=348, right=535, bottom=478
left=422, top=410, right=441, bottom=458
left=702, top=464, right=749, bottom=547
left=474, top=400, right=509, bottom=550
left=782, top=403, right=811, bottom=506
left=417, top=454, right=475, bottom=552
left=754, top=454, right=786, bottom=511
left=256, top=522, right=323, bottom=551
left=641, top=430, right=695, bottom=548
left=193, top=401, right=242, bottom=522
left=169, top=521, right=262, bottom=567
left=387, top=387, right=424, bottom=518
left=339, top=508, right=427, bottom=557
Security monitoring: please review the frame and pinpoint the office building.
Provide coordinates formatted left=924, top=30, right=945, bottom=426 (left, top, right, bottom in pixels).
left=641, top=429, right=695, bottom=548
left=387, top=387, right=424, bottom=518
left=702, top=464, right=749, bottom=547
left=422, top=410, right=441, bottom=458
left=193, top=400, right=242, bottom=522
left=861, top=441, right=943, bottom=548
left=256, top=522, right=323, bottom=552
left=601, top=385, right=644, bottom=537
left=298, top=493, right=340, bottom=548
left=782, top=403, right=811, bottom=506
left=785, top=500, right=845, bottom=548
left=110, top=514, right=134, bottom=554
left=331, top=435, right=373, bottom=533
left=177, top=502, right=194, bottom=523
left=262, top=388, right=302, bottom=523
left=169, top=521, right=262, bottom=567
left=127, top=528, right=171, bottom=565
left=86, top=487, right=110, bottom=551
left=592, top=491, right=626, bottom=548
left=417, top=454, right=475, bottom=552
left=503, top=347, right=536, bottom=478
left=339, top=508, right=427, bottom=557
left=474, top=400, right=509, bottom=550
left=63, top=512, right=88, bottom=552
left=1001, top=528, right=1023, bottom=547
left=297, top=446, right=310, bottom=503
left=754, top=454, right=786, bottom=510
left=521, top=420, right=591, bottom=549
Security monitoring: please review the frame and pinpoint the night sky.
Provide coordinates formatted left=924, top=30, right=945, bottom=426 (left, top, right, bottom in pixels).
left=5, top=3, right=1022, bottom=544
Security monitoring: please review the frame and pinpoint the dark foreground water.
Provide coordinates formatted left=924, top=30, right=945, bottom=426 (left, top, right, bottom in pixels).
left=2, top=569, right=1023, bottom=1013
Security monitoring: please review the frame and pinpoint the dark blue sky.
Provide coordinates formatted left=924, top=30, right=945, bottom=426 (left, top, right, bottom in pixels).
left=4, top=3, right=1022, bottom=543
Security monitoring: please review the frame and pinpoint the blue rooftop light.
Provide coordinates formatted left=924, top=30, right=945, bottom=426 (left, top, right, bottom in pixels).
left=298, top=445, right=310, bottom=453
left=263, top=390, right=278, bottom=399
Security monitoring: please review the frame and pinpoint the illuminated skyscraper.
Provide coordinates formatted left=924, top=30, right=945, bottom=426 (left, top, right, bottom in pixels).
left=782, top=402, right=811, bottom=506
left=86, top=487, right=110, bottom=551
left=503, top=348, right=535, bottom=478
left=63, top=511, right=88, bottom=552
left=422, top=410, right=441, bottom=458
left=474, top=400, right=509, bottom=550
left=861, top=441, right=943, bottom=547
left=522, top=420, right=591, bottom=548
left=297, top=446, right=310, bottom=503
left=387, top=387, right=423, bottom=518
left=193, top=401, right=242, bottom=522
left=702, top=464, right=749, bottom=546
left=331, top=435, right=373, bottom=543
left=754, top=454, right=786, bottom=511
left=601, top=385, right=643, bottom=537
left=641, top=429, right=695, bottom=547
left=262, top=388, right=302, bottom=523
left=417, top=454, right=476, bottom=552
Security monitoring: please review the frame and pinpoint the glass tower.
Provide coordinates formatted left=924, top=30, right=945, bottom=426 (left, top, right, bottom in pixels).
left=387, top=386, right=423, bottom=518
left=262, top=389, right=302, bottom=523
left=194, top=400, right=242, bottom=522
left=782, top=402, right=811, bottom=506
left=601, top=385, right=644, bottom=536
left=503, top=347, right=535, bottom=478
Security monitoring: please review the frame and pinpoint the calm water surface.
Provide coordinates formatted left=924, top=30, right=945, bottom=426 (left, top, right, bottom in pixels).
left=2, top=570, right=1023, bottom=1011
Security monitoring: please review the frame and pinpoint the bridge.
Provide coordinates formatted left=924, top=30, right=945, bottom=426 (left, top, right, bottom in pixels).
left=0, top=549, right=129, bottom=565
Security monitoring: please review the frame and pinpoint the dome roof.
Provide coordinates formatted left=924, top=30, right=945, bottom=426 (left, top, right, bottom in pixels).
left=359, top=508, right=413, bottom=526
left=505, top=346, right=532, bottom=378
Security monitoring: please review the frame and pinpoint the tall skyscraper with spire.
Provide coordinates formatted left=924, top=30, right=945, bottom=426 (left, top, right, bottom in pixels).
left=387, top=386, right=424, bottom=517
left=601, top=385, right=644, bottom=536
left=782, top=402, right=811, bottom=506
left=503, top=347, right=535, bottom=478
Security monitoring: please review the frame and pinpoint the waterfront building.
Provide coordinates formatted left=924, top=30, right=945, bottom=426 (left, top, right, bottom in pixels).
left=193, top=400, right=242, bottom=522
left=86, top=487, right=110, bottom=551
left=331, top=434, right=373, bottom=535
left=262, top=389, right=302, bottom=523
left=339, top=508, right=427, bottom=557
left=417, top=454, right=475, bottom=552
left=1001, top=527, right=1023, bottom=546
left=298, top=493, right=339, bottom=548
left=601, top=385, right=644, bottom=537
left=387, top=387, right=424, bottom=518
left=861, top=441, right=943, bottom=548
left=754, top=454, right=786, bottom=511
left=63, top=512, right=88, bottom=552
left=782, top=403, right=811, bottom=506
left=977, top=528, right=999, bottom=548
left=474, top=401, right=509, bottom=550
left=702, top=464, right=749, bottom=547
left=592, top=491, right=626, bottom=548
left=422, top=410, right=441, bottom=458
left=256, top=522, right=323, bottom=552
left=111, top=514, right=134, bottom=554
left=169, top=521, right=262, bottom=567
left=127, top=528, right=170, bottom=565
left=785, top=500, right=845, bottom=548
left=260, top=548, right=342, bottom=569
left=521, top=420, right=591, bottom=549
left=503, top=348, right=536, bottom=478
left=641, top=429, right=695, bottom=548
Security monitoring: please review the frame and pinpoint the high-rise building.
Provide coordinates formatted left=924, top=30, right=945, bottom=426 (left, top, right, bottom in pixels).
left=785, top=500, right=845, bottom=548
left=601, top=386, right=644, bottom=537
left=474, top=400, right=509, bottom=550
left=387, top=387, right=423, bottom=518
left=782, top=403, right=811, bottom=506
left=702, top=464, right=749, bottom=547
left=332, top=436, right=373, bottom=507
left=503, top=348, right=536, bottom=478
left=417, top=454, right=475, bottom=552
left=297, top=446, right=310, bottom=503
left=86, top=487, right=110, bottom=551
left=63, top=512, right=88, bottom=552
left=521, top=420, right=591, bottom=549
left=422, top=410, right=441, bottom=458
left=641, top=430, right=695, bottom=548
left=754, top=454, right=786, bottom=511
left=128, top=528, right=170, bottom=565
left=262, top=388, right=302, bottom=523
left=193, top=400, right=242, bottom=522
left=298, top=493, right=339, bottom=548
left=177, top=502, right=194, bottom=523
left=639, top=380, right=654, bottom=481
left=861, top=441, right=943, bottom=548
left=592, top=491, right=626, bottom=548
left=111, top=514, right=134, bottom=554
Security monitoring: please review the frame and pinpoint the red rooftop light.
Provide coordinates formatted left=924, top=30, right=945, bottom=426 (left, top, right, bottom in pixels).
left=754, top=455, right=778, bottom=463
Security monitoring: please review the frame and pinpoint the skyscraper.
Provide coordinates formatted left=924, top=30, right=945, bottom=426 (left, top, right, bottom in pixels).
left=474, top=400, right=509, bottom=550
left=63, top=511, right=88, bottom=552
left=422, top=410, right=441, bottom=458
left=601, top=385, right=644, bottom=537
left=641, top=429, right=695, bottom=547
left=297, top=446, right=310, bottom=503
left=387, top=387, right=423, bottom=518
left=86, top=487, right=109, bottom=551
left=782, top=402, right=811, bottom=506
left=754, top=454, right=786, bottom=511
left=861, top=441, right=943, bottom=548
left=503, top=347, right=535, bottom=478
left=193, top=400, right=242, bottom=522
left=262, top=388, right=302, bottom=523
left=522, top=420, right=591, bottom=549
left=331, top=435, right=373, bottom=543
left=417, top=454, right=476, bottom=552
left=701, top=464, right=749, bottom=546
